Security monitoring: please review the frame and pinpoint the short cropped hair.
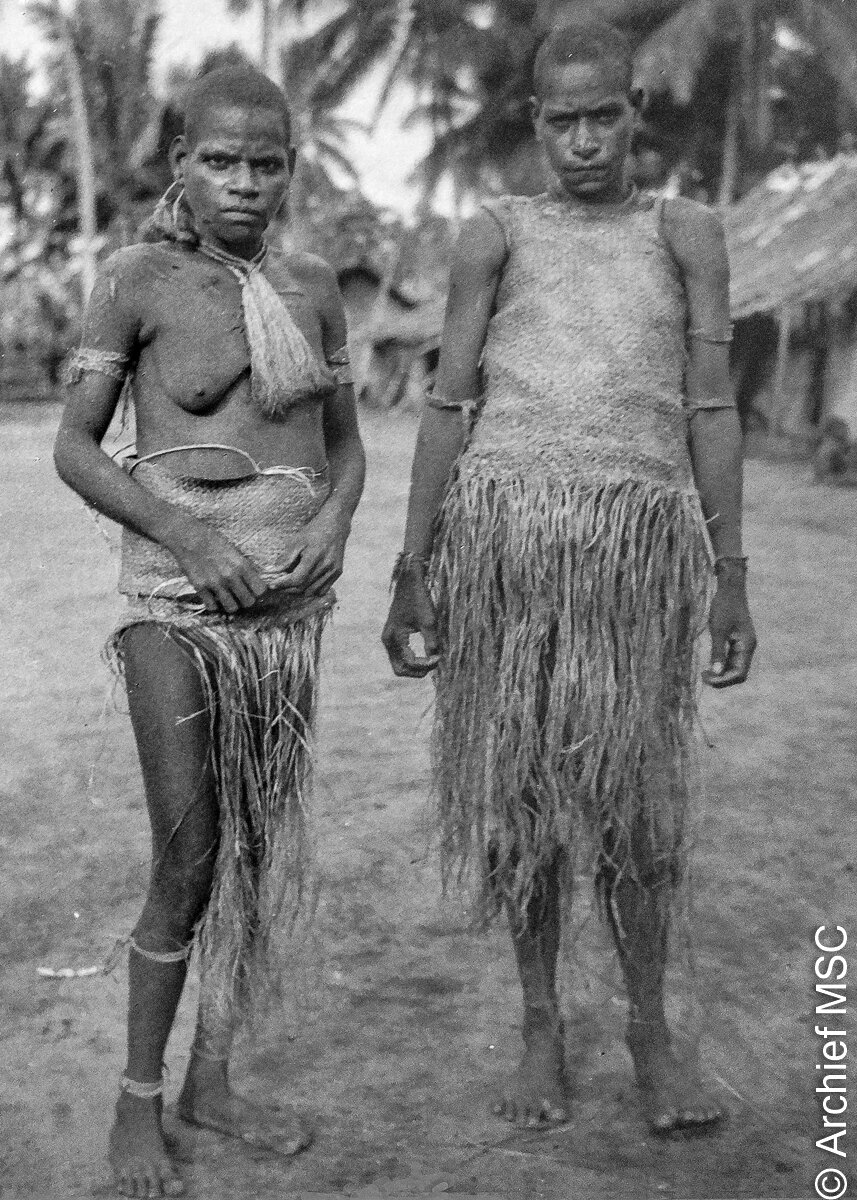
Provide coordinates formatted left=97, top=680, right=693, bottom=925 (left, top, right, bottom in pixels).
left=533, top=21, right=634, bottom=98
left=183, top=66, right=292, bottom=146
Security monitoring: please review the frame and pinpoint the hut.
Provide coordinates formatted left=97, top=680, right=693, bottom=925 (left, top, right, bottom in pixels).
left=724, top=153, right=857, bottom=440
left=338, top=262, right=445, bottom=409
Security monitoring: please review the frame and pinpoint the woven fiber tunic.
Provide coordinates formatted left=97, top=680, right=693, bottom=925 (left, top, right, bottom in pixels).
left=468, top=191, right=695, bottom=490
left=432, top=191, right=712, bottom=922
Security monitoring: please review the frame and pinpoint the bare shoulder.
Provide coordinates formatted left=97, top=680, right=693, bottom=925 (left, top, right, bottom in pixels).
left=661, top=196, right=728, bottom=277
left=94, top=241, right=177, bottom=309
left=276, top=247, right=339, bottom=298
left=102, top=241, right=177, bottom=281
left=452, top=208, right=508, bottom=279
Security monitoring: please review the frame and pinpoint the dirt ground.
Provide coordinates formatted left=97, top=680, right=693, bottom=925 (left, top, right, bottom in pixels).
left=1, top=404, right=855, bottom=1200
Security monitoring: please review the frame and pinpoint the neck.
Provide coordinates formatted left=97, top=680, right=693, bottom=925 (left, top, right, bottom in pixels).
left=199, top=238, right=267, bottom=271
left=549, top=177, right=635, bottom=208
left=199, top=227, right=265, bottom=262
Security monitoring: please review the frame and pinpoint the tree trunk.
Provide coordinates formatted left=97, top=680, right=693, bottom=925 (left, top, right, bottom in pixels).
left=717, top=58, right=741, bottom=205
left=61, top=15, right=98, bottom=301
left=794, top=0, right=857, bottom=113
left=260, top=0, right=274, bottom=76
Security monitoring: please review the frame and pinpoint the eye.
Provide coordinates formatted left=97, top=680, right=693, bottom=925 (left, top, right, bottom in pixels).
left=255, top=159, right=284, bottom=174
left=204, top=154, right=231, bottom=170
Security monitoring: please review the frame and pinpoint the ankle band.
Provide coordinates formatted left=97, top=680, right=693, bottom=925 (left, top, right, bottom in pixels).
left=129, top=936, right=192, bottom=964
left=120, top=1074, right=164, bottom=1100
left=190, top=1044, right=230, bottom=1063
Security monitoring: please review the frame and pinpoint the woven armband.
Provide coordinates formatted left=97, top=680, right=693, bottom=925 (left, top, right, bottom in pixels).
left=63, top=347, right=130, bottom=385
left=684, top=396, right=737, bottom=415
left=325, top=345, right=353, bottom=386
left=391, top=551, right=430, bottom=590
left=687, top=325, right=734, bottom=345
left=425, top=387, right=482, bottom=415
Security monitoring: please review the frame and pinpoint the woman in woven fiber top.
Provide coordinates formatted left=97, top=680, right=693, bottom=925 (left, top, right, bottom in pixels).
left=383, top=21, right=756, bottom=1135
left=54, top=66, right=364, bottom=1196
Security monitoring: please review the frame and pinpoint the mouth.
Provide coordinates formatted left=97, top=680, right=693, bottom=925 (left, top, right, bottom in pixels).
left=566, top=165, right=608, bottom=180
left=221, top=208, right=263, bottom=222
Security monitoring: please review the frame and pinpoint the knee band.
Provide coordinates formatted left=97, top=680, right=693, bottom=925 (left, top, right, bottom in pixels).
left=129, top=935, right=193, bottom=964
left=120, top=1073, right=164, bottom=1099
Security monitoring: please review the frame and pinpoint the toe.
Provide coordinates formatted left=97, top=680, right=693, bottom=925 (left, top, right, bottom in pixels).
left=124, top=1169, right=143, bottom=1199
left=650, top=1108, right=679, bottom=1135
left=545, top=1101, right=568, bottom=1122
left=518, top=1103, right=541, bottom=1128
left=163, top=1178, right=185, bottom=1198
left=686, top=1104, right=722, bottom=1127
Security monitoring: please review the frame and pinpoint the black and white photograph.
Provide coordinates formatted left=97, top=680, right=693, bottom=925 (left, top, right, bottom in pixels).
left=0, top=1, right=854, bottom=1197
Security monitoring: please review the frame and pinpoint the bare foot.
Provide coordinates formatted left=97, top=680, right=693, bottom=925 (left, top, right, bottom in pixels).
left=493, top=1015, right=569, bottom=1127
left=109, top=1093, right=185, bottom=1197
left=628, top=1031, right=724, bottom=1135
left=176, top=1062, right=311, bottom=1157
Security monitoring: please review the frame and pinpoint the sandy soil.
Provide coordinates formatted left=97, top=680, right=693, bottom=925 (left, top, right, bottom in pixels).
left=1, top=405, right=855, bottom=1200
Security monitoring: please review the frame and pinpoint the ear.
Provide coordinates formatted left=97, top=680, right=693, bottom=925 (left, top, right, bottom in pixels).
left=287, top=145, right=297, bottom=176
left=530, top=95, right=542, bottom=137
left=630, top=86, right=645, bottom=113
left=168, top=134, right=188, bottom=182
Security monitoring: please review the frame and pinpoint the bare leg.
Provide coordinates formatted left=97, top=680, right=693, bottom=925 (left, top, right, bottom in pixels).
left=175, top=664, right=312, bottom=1158
left=494, top=851, right=569, bottom=1126
left=176, top=998, right=311, bottom=1156
left=602, top=829, right=724, bottom=1134
left=110, top=625, right=219, bottom=1197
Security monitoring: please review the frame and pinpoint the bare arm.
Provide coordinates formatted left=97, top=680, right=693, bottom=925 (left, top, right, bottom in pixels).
left=53, top=256, right=268, bottom=613
left=274, top=258, right=365, bottom=598
left=664, top=200, right=757, bottom=687
left=383, top=210, right=507, bottom=676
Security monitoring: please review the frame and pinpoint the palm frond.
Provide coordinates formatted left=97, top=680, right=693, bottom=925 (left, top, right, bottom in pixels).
left=792, top=0, right=857, bottom=109
left=634, top=0, right=743, bottom=104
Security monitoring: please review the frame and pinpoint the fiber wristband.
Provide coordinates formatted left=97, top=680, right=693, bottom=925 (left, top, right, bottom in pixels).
left=713, top=555, right=748, bottom=573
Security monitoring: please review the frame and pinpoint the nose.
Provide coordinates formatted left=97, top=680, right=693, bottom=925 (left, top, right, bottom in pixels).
left=229, top=162, right=259, bottom=196
left=572, top=118, right=599, bottom=160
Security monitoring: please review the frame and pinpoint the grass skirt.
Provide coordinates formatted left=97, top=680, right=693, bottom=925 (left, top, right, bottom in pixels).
left=431, top=468, right=712, bottom=925
left=106, top=463, right=332, bottom=1026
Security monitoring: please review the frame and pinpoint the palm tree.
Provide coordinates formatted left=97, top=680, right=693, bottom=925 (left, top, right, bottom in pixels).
left=29, top=0, right=162, bottom=292
left=225, top=0, right=320, bottom=78
left=296, top=0, right=857, bottom=205
left=29, top=1, right=98, bottom=298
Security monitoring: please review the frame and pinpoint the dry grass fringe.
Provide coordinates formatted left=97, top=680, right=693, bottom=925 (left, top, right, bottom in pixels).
left=107, top=609, right=326, bottom=1030
left=431, top=470, right=711, bottom=928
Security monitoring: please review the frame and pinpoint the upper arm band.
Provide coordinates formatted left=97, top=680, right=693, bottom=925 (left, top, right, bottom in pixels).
left=687, top=325, right=734, bottom=345
left=325, top=345, right=353, bottom=386
left=63, top=347, right=130, bottom=385
left=684, top=396, right=737, bottom=415
left=425, top=388, right=482, bottom=415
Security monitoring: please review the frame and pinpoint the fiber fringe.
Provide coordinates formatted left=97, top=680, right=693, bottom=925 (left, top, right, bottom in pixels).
left=431, top=470, right=711, bottom=926
left=107, top=609, right=327, bottom=1028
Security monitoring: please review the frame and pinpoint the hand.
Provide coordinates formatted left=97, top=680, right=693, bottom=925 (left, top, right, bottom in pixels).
left=382, top=566, right=440, bottom=678
left=165, top=519, right=269, bottom=615
left=702, top=575, right=757, bottom=688
left=274, top=509, right=349, bottom=600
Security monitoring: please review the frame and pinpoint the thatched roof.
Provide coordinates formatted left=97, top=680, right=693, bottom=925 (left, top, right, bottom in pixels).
left=725, top=154, right=857, bottom=319
left=361, top=296, right=445, bottom=350
left=341, top=263, right=446, bottom=352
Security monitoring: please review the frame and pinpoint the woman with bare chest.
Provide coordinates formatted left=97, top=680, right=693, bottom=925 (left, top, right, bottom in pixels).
left=54, top=65, right=365, bottom=1198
